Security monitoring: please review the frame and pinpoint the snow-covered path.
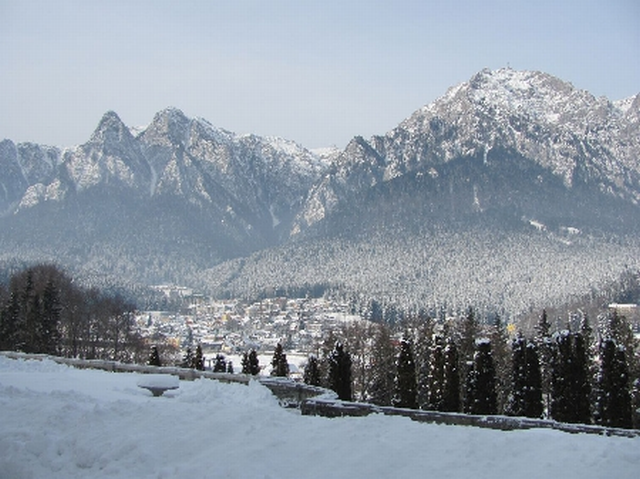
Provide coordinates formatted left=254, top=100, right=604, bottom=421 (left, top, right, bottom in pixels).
left=1, top=356, right=638, bottom=479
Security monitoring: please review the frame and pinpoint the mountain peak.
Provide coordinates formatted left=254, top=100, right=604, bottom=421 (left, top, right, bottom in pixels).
left=88, top=110, right=134, bottom=147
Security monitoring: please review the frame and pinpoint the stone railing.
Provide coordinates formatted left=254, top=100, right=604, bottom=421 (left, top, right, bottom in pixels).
left=0, top=351, right=332, bottom=406
left=300, top=396, right=640, bottom=438
left=3, top=351, right=637, bottom=438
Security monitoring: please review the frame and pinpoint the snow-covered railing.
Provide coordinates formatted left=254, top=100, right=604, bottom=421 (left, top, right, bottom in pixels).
left=0, top=351, right=332, bottom=406
left=300, top=396, right=640, bottom=438
left=4, top=351, right=636, bottom=437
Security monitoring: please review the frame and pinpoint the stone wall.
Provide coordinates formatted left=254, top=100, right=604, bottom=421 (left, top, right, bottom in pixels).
left=300, top=396, right=640, bottom=438
left=3, top=351, right=637, bottom=438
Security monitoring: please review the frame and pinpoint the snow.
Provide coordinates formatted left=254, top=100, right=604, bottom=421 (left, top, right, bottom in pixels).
left=136, top=374, right=179, bottom=389
left=1, top=356, right=639, bottom=479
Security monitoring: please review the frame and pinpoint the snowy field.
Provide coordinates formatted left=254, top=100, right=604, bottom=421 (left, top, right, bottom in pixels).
left=1, top=356, right=638, bottom=479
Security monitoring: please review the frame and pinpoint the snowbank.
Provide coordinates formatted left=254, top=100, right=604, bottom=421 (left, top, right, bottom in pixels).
left=1, top=356, right=639, bottom=479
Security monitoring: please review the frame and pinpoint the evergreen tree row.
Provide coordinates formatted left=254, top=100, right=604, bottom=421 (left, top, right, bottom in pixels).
left=0, top=264, right=144, bottom=362
left=307, top=307, right=639, bottom=429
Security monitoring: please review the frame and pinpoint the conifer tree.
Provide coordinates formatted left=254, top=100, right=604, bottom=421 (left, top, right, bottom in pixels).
left=227, top=361, right=234, bottom=374
left=427, top=336, right=445, bottom=410
left=550, top=331, right=591, bottom=424
left=442, top=339, right=461, bottom=412
left=459, top=306, right=479, bottom=364
left=507, top=334, right=542, bottom=418
left=241, top=351, right=250, bottom=374
left=601, top=309, right=638, bottom=379
left=181, top=347, right=194, bottom=368
left=0, top=292, right=20, bottom=351
left=328, top=342, right=352, bottom=401
left=595, top=338, right=633, bottom=428
left=213, top=353, right=227, bottom=372
left=148, top=345, right=162, bottom=367
left=412, top=317, right=434, bottom=409
left=393, top=336, right=418, bottom=409
left=464, top=339, right=497, bottom=415
left=631, top=378, right=640, bottom=429
left=523, top=341, right=543, bottom=418
left=550, top=331, right=572, bottom=422
left=247, top=349, right=260, bottom=375
left=570, top=331, right=592, bottom=424
left=457, top=306, right=479, bottom=402
left=192, top=344, right=205, bottom=371
left=40, top=279, right=61, bottom=355
left=534, top=309, right=553, bottom=417
left=303, top=354, right=322, bottom=386
left=490, top=314, right=510, bottom=413
left=368, top=324, right=396, bottom=406
left=507, top=333, right=527, bottom=416
left=271, top=343, right=290, bottom=377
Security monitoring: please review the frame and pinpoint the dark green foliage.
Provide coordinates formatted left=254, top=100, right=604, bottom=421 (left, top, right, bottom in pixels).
left=442, top=340, right=461, bottom=412
left=328, top=342, right=352, bottom=401
left=227, top=361, right=234, bottom=374
left=271, top=343, right=290, bottom=377
left=632, top=378, right=640, bottom=429
left=393, top=336, right=418, bottom=409
left=571, top=332, right=592, bottom=423
left=534, top=309, right=553, bottom=416
left=550, top=331, right=572, bottom=422
left=40, top=280, right=61, bottom=355
left=601, top=310, right=638, bottom=380
left=249, top=349, right=261, bottom=375
left=192, top=344, right=205, bottom=371
left=367, top=324, right=396, bottom=406
left=241, top=349, right=260, bottom=375
left=0, top=292, right=20, bottom=351
left=550, top=331, right=591, bottom=424
left=595, top=339, right=633, bottom=429
left=213, top=354, right=227, bottom=372
left=148, top=345, right=161, bottom=367
left=181, top=347, right=194, bottom=368
left=490, top=314, right=510, bottom=413
left=426, top=336, right=445, bottom=410
left=0, top=264, right=141, bottom=361
left=411, top=317, right=434, bottom=410
left=464, top=339, right=498, bottom=415
left=508, top=334, right=527, bottom=416
left=507, top=335, right=543, bottom=418
left=523, top=342, right=543, bottom=418
left=303, top=354, right=322, bottom=386
left=459, top=306, right=479, bottom=364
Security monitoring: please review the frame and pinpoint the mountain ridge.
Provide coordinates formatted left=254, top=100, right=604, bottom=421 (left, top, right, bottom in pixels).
left=293, top=68, right=640, bottom=236
left=1, top=68, right=639, bottom=315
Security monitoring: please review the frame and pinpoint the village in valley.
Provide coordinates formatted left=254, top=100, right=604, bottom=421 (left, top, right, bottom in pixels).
left=137, top=284, right=365, bottom=376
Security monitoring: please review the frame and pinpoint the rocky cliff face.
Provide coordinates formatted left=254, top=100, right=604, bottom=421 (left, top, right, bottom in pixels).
left=1, top=69, right=639, bottom=311
left=293, top=68, right=640, bottom=236
left=0, top=107, right=326, bottom=249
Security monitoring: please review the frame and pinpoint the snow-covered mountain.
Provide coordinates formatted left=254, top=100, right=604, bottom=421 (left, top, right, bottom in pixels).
left=1, top=69, right=640, bottom=313
left=0, top=108, right=327, bottom=283
left=293, top=68, right=640, bottom=236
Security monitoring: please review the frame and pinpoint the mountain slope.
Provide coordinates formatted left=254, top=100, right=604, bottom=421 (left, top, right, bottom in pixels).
left=293, top=68, right=640, bottom=237
left=0, top=108, right=326, bottom=284
left=1, top=69, right=639, bottom=315
left=212, top=68, right=640, bottom=316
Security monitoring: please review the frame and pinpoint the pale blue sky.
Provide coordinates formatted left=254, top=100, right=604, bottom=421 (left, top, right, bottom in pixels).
left=1, top=0, right=638, bottom=149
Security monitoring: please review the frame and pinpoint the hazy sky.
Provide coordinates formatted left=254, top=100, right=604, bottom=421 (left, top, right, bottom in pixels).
left=1, top=0, right=638, bottom=149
